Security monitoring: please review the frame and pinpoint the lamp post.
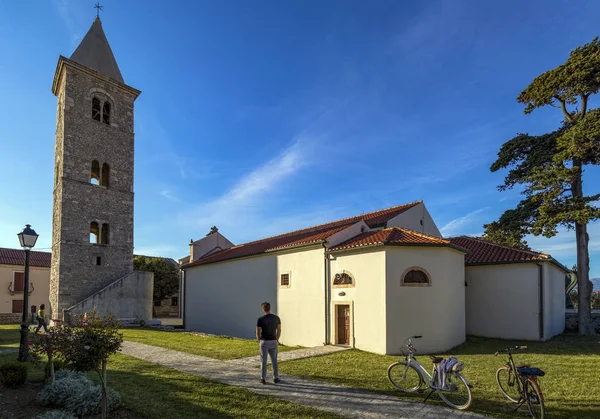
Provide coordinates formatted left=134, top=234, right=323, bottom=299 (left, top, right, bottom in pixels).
left=17, top=224, right=38, bottom=362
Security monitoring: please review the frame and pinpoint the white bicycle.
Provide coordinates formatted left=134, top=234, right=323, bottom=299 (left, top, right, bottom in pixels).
left=387, top=335, right=473, bottom=410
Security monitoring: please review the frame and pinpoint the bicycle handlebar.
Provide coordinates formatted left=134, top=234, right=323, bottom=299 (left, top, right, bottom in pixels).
left=494, top=345, right=528, bottom=355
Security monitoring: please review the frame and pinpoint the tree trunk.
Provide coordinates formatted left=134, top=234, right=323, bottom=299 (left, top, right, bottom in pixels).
left=49, top=353, right=55, bottom=383
left=576, top=222, right=594, bottom=335
left=572, top=157, right=594, bottom=335
left=101, top=359, right=108, bottom=419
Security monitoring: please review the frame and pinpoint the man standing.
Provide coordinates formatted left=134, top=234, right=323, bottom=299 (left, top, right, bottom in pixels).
left=256, top=302, right=281, bottom=384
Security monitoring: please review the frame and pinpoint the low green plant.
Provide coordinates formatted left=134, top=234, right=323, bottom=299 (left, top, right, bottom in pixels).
left=0, top=362, right=27, bottom=388
left=35, top=410, right=77, bottom=419
left=38, top=370, right=121, bottom=416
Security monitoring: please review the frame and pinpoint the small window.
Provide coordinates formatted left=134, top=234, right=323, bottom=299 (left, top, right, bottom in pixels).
left=154, top=300, right=161, bottom=307
left=102, top=102, right=111, bottom=125
left=333, top=272, right=354, bottom=287
left=401, top=268, right=431, bottom=286
left=13, top=272, right=24, bottom=292
left=12, top=300, right=23, bottom=314
left=90, top=222, right=99, bottom=244
left=101, top=223, right=109, bottom=245
left=171, top=296, right=178, bottom=306
left=101, top=163, right=110, bottom=187
left=92, top=97, right=101, bottom=121
left=96, top=256, right=102, bottom=266
left=91, top=160, right=100, bottom=185
left=280, top=273, right=290, bottom=287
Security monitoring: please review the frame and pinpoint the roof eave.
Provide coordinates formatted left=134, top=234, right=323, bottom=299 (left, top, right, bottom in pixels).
left=52, top=56, right=141, bottom=98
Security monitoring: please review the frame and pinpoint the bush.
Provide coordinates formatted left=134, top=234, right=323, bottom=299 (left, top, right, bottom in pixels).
left=38, top=370, right=121, bottom=416
left=0, top=362, right=27, bottom=388
left=35, top=411, right=77, bottom=419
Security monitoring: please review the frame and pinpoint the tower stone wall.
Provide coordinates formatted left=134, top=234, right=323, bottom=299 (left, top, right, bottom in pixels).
left=49, top=19, right=141, bottom=319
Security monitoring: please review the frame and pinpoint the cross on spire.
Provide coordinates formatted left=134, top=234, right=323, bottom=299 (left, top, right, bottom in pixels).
left=94, top=3, right=103, bottom=18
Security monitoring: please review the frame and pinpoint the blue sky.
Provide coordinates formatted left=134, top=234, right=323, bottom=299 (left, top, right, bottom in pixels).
left=0, top=0, right=598, bottom=278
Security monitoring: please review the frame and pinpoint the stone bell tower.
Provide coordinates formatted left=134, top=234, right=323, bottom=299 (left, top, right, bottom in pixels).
left=50, top=17, right=142, bottom=318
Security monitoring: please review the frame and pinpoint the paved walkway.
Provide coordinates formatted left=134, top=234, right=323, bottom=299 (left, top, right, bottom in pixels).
left=0, top=348, right=18, bottom=355
left=121, top=341, right=488, bottom=419
left=230, top=344, right=349, bottom=366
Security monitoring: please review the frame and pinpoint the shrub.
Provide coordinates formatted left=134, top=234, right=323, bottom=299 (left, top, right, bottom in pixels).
left=38, top=370, right=121, bottom=416
left=0, top=362, right=27, bottom=388
left=35, top=411, right=77, bottom=419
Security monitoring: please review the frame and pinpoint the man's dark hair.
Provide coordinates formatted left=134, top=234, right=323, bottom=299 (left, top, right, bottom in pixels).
left=261, top=302, right=271, bottom=312
left=40, top=304, right=45, bottom=309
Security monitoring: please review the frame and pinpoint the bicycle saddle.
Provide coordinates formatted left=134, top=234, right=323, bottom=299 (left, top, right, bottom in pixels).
left=430, top=356, right=444, bottom=364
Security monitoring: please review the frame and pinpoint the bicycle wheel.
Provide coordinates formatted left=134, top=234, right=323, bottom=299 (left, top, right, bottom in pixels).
left=496, top=366, right=520, bottom=403
left=387, top=361, right=423, bottom=392
left=436, top=372, right=472, bottom=410
left=525, top=378, right=545, bottom=419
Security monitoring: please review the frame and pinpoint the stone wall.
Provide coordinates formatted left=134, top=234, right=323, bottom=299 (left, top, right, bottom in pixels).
left=64, top=271, right=153, bottom=322
left=565, top=309, right=600, bottom=332
left=0, top=313, right=21, bottom=324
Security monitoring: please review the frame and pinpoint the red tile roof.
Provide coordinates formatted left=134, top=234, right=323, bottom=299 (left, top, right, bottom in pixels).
left=448, top=236, right=562, bottom=267
left=329, top=227, right=463, bottom=252
left=0, top=248, right=51, bottom=267
left=183, top=201, right=423, bottom=267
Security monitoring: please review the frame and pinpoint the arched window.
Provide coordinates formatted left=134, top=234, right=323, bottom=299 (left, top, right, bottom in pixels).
left=90, top=160, right=100, bottom=185
left=92, top=97, right=101, bottom=121
left=333, top=272, right=354, bottom=287
left=101, top=163, right=110, bottom=187
left=90, top=222, right=99, bottom=244
left=401, top=268, right=431, bottom=286
left=101, top=223, right=109, bottom=245
left=102, top=102, right=111, bottom=125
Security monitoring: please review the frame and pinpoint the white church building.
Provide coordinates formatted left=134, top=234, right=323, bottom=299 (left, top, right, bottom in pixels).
left=182, top=201, right=568, bottom=355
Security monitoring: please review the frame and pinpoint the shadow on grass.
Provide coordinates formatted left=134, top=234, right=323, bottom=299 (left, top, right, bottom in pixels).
left=0, top=324, right=20, bottom=350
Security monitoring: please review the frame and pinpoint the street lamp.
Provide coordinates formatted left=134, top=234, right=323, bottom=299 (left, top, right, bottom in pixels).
left=17, top=224, right=38, bottom=362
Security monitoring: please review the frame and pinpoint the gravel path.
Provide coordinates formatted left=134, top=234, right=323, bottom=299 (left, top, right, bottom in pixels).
left=120, top=341, right=488, bottom=419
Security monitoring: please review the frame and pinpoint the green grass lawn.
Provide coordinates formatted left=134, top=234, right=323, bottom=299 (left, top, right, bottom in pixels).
left=279, top=334, right=600, bottom=419
left=0, top=324, right=20, bottom=350
left=121, top=327, right=301, bottom=360
left=102, top=353, right=339, bottom=419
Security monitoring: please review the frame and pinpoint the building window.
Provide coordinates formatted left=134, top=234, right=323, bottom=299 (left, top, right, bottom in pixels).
left=154, top=300, right=161, bottom=307
left=12, top=300, right=23, bottom=314
left=90, top=222, right=99, bottom=244
left=101, top=223, right=109, bottom=245
left=333, top=272, right=354, bottom=287
left=280, top=273, right=291, bottom=287
left=13, top=272, right=25, bottom=292
left=102, top=102, right=111, bottom=125
left=171, top=296, right=178, bottom=306
left=92, top=97, right=101, bottom=121
left=96, top=256, right=102, bottom=266
left=91, top=160, right=100, bottom=185
left=401, top=268, right=431, bottom=286
left=101, top=163, right=110, bottom=187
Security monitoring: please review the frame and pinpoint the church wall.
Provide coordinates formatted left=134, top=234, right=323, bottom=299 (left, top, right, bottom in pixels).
left=329, top=249, right=387, bottom=354
left=276, top=246, right=325, bottom=347
left=386, top=203, right=442, bottom=238
left=385, top=247, right=466, bottom=354
left=542, top=262, right=566, bottom=340
left=465, top=263, right=539, bottom=340
left=184, top=255, right=278, bottom=339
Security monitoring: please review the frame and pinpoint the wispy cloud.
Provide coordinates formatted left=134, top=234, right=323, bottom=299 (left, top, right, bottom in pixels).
left=440, top=207, right=490, bottom=237
left=51, top=0, right=84, bottom=45
left=159, top=189, right=181, bottom=203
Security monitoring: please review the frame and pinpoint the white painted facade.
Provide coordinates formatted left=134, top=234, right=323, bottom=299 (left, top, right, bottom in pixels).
left=465, top=262, right=566, bottom=341
left=189, top=232, right=234, bottom=262
left=387, top=202, right=442, bottom=238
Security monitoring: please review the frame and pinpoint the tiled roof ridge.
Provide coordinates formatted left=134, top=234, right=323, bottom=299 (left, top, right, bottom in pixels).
left=451, top=235, right=550, bottom=259
left=392, top=226, right=451, bottom=243
left=329, top=226, right=452, bottom=252
left=0, top=247, right=51, bottom=256
left=227, top=200, right=423, bottom=248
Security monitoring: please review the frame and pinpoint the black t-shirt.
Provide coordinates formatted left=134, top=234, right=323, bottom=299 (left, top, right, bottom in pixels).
left=256, top=313, right=281, bottom=340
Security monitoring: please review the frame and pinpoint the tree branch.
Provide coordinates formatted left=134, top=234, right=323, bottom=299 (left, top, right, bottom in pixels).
left=579, top=94, right=589, bottom=118
left=555, top=96, right=575, bottom=123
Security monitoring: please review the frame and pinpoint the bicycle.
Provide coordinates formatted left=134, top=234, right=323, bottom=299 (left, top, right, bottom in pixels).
left=387, top=335, right=473, bottom=410
left=495, top=346, right=545, bottom=419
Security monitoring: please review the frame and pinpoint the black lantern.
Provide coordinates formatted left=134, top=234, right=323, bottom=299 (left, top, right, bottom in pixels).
left=17, top=224, right=38, bottom=362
